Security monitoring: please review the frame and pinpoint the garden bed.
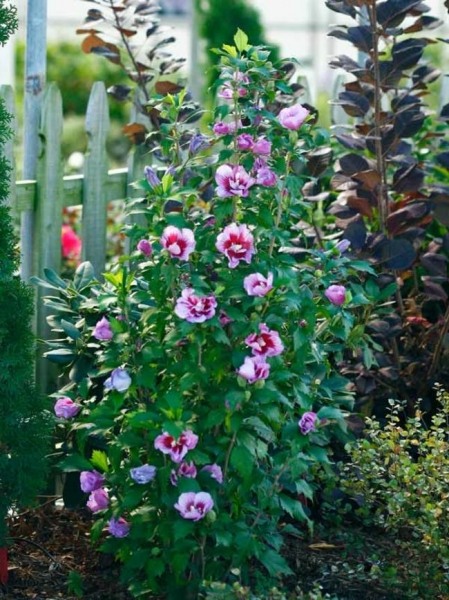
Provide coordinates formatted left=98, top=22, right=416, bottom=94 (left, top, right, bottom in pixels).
left=3, top=503, right=445, bottom=600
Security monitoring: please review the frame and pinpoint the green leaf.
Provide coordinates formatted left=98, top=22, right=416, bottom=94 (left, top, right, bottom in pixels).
left=74, top=262, right=96, bottom=290
left=222, top=44, right=237, bottom=57
left=43, top=268, right=68, bottom=289
left=279, top=494, right=309, bottom=522
left=234, top=28, right=249, bottom=53
left=90, top=450, right=109, bottom=472
left=230, top=445, right=253, bottom=479
left=60, top=319, right=81, bottom=340
left=44, top=348, right=76, bottom=364
left=58, top=454, right=93, bottom=472
left=259, top=548, right=293, bottom=576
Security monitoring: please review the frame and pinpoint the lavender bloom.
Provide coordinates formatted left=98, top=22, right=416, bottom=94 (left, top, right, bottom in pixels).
left=130, top=464, right=157, bottom=484
left=189, top=133, right=209, bottom=155
left=336, top=239, right=351, bottom=253
left=80, top=470, right=105, bottom=493
left=298, top=411, right=318, bottom=435
left=278, top=104, right=310, bottom=130
left=144, top=165, right=161, bottom=188
left=93, top=317, right=113, bottom=341
left=108, top=517, right=130, bottom=538
left=178, top=461, right=197, bottom=478
left=237, top=356, right=270, bottom=384
left=201, top=464, right=223, bottom=484
left=104, top=367, right=132, bottom=392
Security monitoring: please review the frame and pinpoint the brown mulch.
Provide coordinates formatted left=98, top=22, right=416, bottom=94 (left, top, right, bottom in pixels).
left=1, top=502, right=132, bottom=600
left=2, top=502, right=449, bottom=600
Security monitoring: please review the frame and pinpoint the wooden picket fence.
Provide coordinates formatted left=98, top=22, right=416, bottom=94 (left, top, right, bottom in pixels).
left=1, top=80, right=148, bottom=389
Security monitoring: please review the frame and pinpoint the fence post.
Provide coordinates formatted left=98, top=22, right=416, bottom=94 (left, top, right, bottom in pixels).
left=82, top=82, right=110, bottom=278
left=21, top=0, right=47, bottom=282
left=33, top=83, right=64, bottom=392
left=0, top=85, right=16, bottom=211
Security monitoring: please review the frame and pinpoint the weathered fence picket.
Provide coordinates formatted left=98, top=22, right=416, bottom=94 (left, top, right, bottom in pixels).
left=82, top=82, right=110, bottom=278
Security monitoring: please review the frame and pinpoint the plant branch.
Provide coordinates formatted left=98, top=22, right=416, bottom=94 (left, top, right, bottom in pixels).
left=109, top=0, right=150, bottom=104
left=368, top=3, right=389, bottom=236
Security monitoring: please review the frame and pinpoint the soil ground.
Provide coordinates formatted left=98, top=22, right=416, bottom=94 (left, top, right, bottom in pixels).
left=2, top=502, right=448, bottom=599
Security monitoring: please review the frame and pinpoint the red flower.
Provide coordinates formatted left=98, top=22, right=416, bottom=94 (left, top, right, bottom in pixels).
left=61, top=225, right=82, bottom=261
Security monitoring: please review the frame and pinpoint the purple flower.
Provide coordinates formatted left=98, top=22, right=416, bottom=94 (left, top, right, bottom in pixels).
left=278, top=104, right=310, bottom=130
left=201, top=464, right=223, bottom=484
left=174, top=491, right=214, bottom=521
left=54, top=397, right=80, bottom=419
left=154, top=430, right=199, bottom=463
left=108, top=517, right=130, bottom=538
left=236, top=133, right=254, bottom=151
left=299, top=411, right=318, bottom=435
left=243, top=272, right=273, bottom=297
left=80, top=470, right=105, bottom=493
left=144, top=165, right=161, bottom=188
left=189, top=133, right=209, bottom=155
left=252, top=137, right=271, bottom=156
left=137, top=239, right=153, bottom=257
left=92, top=317, right=113, bottom=341
left=86, top=488, right=109, bottom=512
left=325, top=285, right=347, bottom=306
left=215, top=164, right=255, bottom=198
left=213, top=121, right=232, bottom=136
left=256, top=166, right=277, bottom=187
left=219, top=311, right=233, bottom=326
left=216, top=223, right=255, bottom=268
left=237, top=356, right=270, bottom=384
left=175, top=288, right=217, bottom=323
left=160, top=226, right=196, bottom=261
left=336, top=239, right=351, bottom=253
left=245, top=323, right=284, bottom=357
left=130, top=464, right=157, bottom=484
left=104, top=367, right=132, bottom=392
left=178, top=461, right=197, bottom=478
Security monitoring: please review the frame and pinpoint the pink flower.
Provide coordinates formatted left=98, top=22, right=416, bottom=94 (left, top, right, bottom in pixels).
left=154, top=430, right=199, bottom=463
left=160, top=226, right=196, bottom=261
left=178, top=461, right=197, bottom=478
left=299, top=411, right=318, bottom=435
left=252, top=137, right=271, bottom=155
left=237, top=356, right=270, bottom=384
left=174, top=492, right=214, bottom=521
left=175, top=288, right=217, bottom=323
left=325, top=284, right=347, bottom=306
left=245, top=323, right=284, bottom=357
left=213, top=121, right=232, bottom=136
left=219, top=311, right=233, bottom=326
left=201, top=464, right=223, bottom=484
left=137, top=239, right=153, bottom=257
left=256, top=166, right=277, bottom=187
left=54, top=397, right=80, bottom=419
left=215, top=165, right=255, bottom=198
left=86, top=488, right=109, bottom=512
left=218, top=71, right=249, bottom=99
left=216, top=223, right=255, bottom=268
left=92, top=317, right=113, bottom=341
left=243, top=272, right=273, bottom=297
left=236, top=133, right=254, bottom=151
left=108, top=517, right=130, bottom=538
left=61, top=225, right=82, bottom=261
left=80, top=470, right=105, bottom=493
left=278, top=104, right=310, bottom=130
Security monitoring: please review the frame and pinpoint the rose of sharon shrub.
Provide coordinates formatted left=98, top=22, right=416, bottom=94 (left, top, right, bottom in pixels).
left=41, top=32, right=377, bottom=600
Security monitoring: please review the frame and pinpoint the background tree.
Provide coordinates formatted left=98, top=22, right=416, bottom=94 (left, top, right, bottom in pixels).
left=195, top=0, right=280, bottom=96
left=0, top=0, right=50, bottom=572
